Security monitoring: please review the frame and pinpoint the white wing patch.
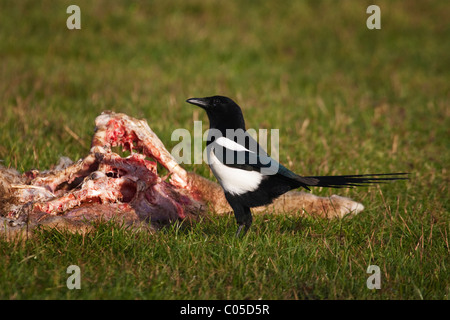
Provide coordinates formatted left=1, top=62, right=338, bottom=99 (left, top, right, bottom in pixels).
left=214, top=136, right=254, bottom=153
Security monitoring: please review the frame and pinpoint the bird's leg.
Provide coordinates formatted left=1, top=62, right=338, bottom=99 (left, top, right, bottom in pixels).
left=225, top=194, right=253, bottom=237
left=235, top=224, right=247, bottom=237
left=234, top=206, right=252, bottom=238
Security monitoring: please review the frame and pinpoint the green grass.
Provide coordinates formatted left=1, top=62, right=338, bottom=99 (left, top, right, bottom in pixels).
left=0, top=0, right=448, bottom=299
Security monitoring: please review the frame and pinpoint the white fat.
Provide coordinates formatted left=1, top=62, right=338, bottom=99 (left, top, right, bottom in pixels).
left=88, top=189, right=103, bottom=197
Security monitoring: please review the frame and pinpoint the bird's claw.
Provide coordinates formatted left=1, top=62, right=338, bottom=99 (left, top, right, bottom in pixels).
left=235, top=224, right=250, bottom=238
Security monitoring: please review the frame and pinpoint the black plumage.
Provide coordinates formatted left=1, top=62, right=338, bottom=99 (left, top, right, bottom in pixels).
left=187, top=95, right=408, bottom=236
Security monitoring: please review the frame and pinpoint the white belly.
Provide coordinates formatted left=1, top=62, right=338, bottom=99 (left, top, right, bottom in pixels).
left=208, top=147, right=262, bottom=195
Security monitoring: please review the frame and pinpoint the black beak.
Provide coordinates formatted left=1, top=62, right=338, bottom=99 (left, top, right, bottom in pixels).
left=186, top=98, right=209, bottom=109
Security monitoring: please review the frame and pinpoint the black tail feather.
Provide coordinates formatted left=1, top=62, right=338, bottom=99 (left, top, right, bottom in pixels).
left=301, top=173, right=409, bottom=188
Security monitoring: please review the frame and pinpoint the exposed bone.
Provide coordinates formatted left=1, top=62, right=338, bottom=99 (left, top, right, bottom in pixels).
left=0, top=111, right=364, bottom=237
left=92, top=112, right=188, bottom=188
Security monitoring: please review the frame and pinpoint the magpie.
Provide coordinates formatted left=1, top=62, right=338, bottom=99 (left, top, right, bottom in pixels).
left=186, top=95, right=408, bottom=236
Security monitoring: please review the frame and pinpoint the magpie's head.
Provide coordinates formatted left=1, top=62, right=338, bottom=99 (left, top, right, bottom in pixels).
left=186, top=95, right=246, bottom=130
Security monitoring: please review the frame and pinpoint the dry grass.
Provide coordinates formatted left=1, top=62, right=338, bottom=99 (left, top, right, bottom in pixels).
left=0, top=0, right=448, bottom=299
